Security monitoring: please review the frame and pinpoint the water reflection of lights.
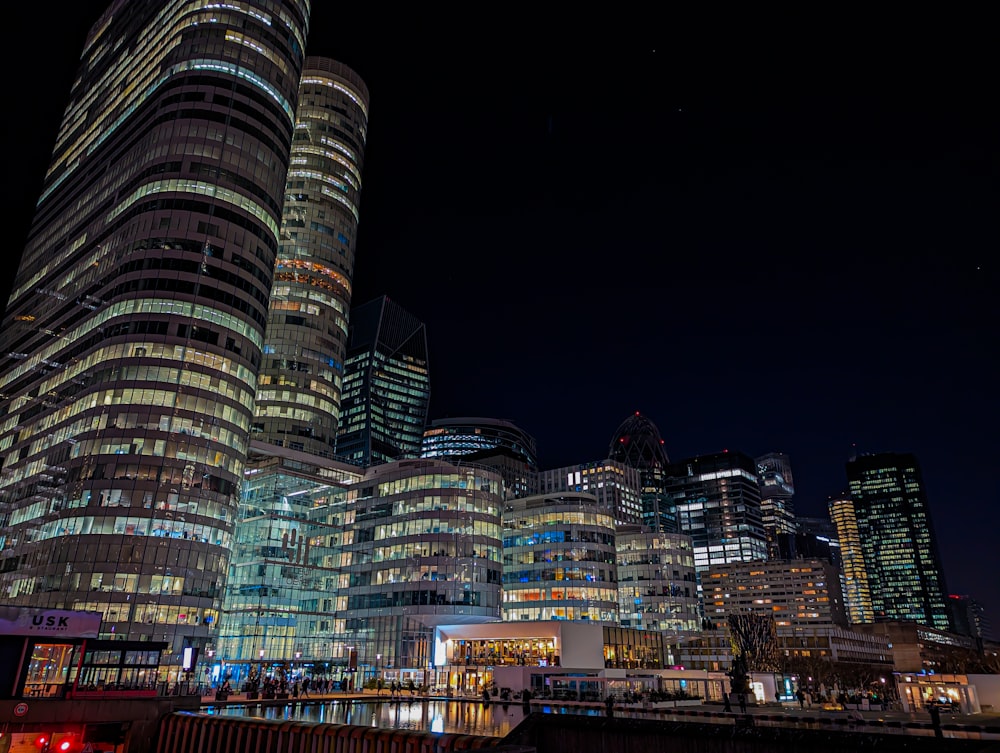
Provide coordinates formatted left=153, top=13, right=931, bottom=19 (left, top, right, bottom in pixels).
left=209, top=699, right=524, bottom=737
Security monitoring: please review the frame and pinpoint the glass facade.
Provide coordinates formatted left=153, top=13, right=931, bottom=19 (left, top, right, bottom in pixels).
left=254, top=58, right=370, bottom=459
left=828, top=494, right=875, bottom=625
left=538, top=459, right=643, bottom=527
left=218, top=456, right=504, bottom=687
left=0, top=0, right=310, bottom=675
left=336, top=296, right=430, bottom=466
left=667, top=450, right=769, bottom=575
left=421, top=417, right=539, bottom=470
left=756, top=451, right=797, bottom=556
left=502, top=493, right=619, bottom=622
left=607, top=411, right=675, bottom=532
left=846, top=452, right=950, bottom=631
left=615, top=526, right=700, bottom=636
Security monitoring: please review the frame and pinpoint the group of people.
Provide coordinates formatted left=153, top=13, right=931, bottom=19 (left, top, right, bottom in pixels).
left=375, top=678, right=414, bottom=698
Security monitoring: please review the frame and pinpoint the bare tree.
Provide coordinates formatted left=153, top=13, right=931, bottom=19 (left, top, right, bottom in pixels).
left=727, top=612, right=780, bottom=693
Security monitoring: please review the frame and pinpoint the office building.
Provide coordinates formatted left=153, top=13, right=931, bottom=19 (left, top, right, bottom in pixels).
left=702, top=558, right=848, bottom=628
left=755, top=451, right=796, bottom=556
left=615, top=525, right=701, bottom=638
left=215, top=447, right=363, bottom=687
left=421, top=417, right=539, bottom=499
left=421, top=417, right=538, bottom=469
left=947, top=594, right=993, bottom=643
left=666, top=450, right=768, bottom=575
left=216, top=454, right=504, bottom=688
left=336, top=296, right=430, bottom=466
left=337, top=458, right=505, bottom=685
left=845, top=452, right=950, bottom=631
left=502, top=492, right=619, bottom=623
left=253, top=58, right=370, bottom=459
left=0, top=0, right=309, bottom=673
left=827, top=493, right=874, bottom=625
left=537, top=458, right=642, bottom=525
left=607, top=411, right=675, bottom=531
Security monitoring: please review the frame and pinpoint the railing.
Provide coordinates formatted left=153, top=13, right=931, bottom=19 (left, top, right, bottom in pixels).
left=156, top=712, right=533, bottom=753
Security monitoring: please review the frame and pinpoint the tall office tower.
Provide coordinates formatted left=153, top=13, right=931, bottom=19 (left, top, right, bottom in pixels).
left=947, top=594, right=992, bottom=643
left=0, top=0, right=309, bottom=670
left=336, top=296, right=430, bottom=466
left=846, top=452, right=951, bottom=631
left=608, top=411, right=675, bottom=531
left=615, top=525, right=700, bottom=637
left=502, top=493, right=619, bottom=622
left=827, top=493, right=875, bottom=624
left=421, top=417, right=539, bottom=499
left=755, top=451, right=796, bottom=556
left=253, top=59, right=370, bottom=459
left=537, top=459, right=643, bottom=525
left=666, top=450, right=768, bottom=575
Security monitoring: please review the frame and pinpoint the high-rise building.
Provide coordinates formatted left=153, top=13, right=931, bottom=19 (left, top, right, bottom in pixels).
left=502, top=492, right=619, bottom=623
left=421, top=417, right=538, bottom=468
left=827, top=493, right=874, bottom=625
left=0, top=0, right=309, bottom=673
left=253, top=58, right=370, bottom=459
left=615, top=525, right=700, bottom=637
left=755, top=451, right=796, bottom=556
left=336, top=296, right=431, bottom=466
left=217, top=453, right=504, bottom=689
left=947, top=594, right=993, bottom=643
left=845, top=452, right=950, bottom=631
left=666, top=450, right=768, bottom=575
left=607, top=411, right=674, bottom=531
left=327, top=458, right=505, bottom=686
left=537, top=459, right=642, bottom=525
left=421, top=417, right=539, bottom=499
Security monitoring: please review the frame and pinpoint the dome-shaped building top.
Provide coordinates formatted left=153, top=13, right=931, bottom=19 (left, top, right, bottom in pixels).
left=608, top=411, right=670, bottom=470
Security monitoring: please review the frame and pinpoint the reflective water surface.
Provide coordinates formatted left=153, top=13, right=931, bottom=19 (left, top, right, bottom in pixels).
left=205, top=698, right=542, bottom=737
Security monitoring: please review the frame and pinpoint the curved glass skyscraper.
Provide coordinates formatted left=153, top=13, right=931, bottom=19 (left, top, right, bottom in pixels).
left=0, top=0, right=310, bottom=668
left=254, top=58, right=369, bottom=458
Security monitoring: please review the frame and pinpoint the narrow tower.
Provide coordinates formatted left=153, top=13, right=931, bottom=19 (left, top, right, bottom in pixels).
left=253, top=58, right=370, bottom=458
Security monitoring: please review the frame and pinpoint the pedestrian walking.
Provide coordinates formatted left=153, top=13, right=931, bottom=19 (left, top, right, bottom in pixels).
left=738, top=692, right=748, bottom=714
left=723, top=692, right=732, bottom=713
left=928, top=703, right=943, bottom=738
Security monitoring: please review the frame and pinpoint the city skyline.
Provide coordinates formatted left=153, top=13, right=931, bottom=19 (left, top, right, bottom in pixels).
left=3, top=3, right=996, bottom=617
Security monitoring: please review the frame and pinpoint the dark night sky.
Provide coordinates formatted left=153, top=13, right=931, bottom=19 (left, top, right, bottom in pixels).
left=4, top=6, right=997, bottom=619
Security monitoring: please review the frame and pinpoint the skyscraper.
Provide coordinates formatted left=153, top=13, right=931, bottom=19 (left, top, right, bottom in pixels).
left=755, top=451, right=796, bottom=556
left=845, top=452, right=950, bottom=631
left=0, top=0, right=310, bottom=669
left=608, top=411, right=674, bottom=531
left=336, top=296, right=431, bottom=466
left=253, top=58, right=370, bottom=459
left=827, top=493, right=874, bottom=625
left=666, top=450, right=768, bottom=574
